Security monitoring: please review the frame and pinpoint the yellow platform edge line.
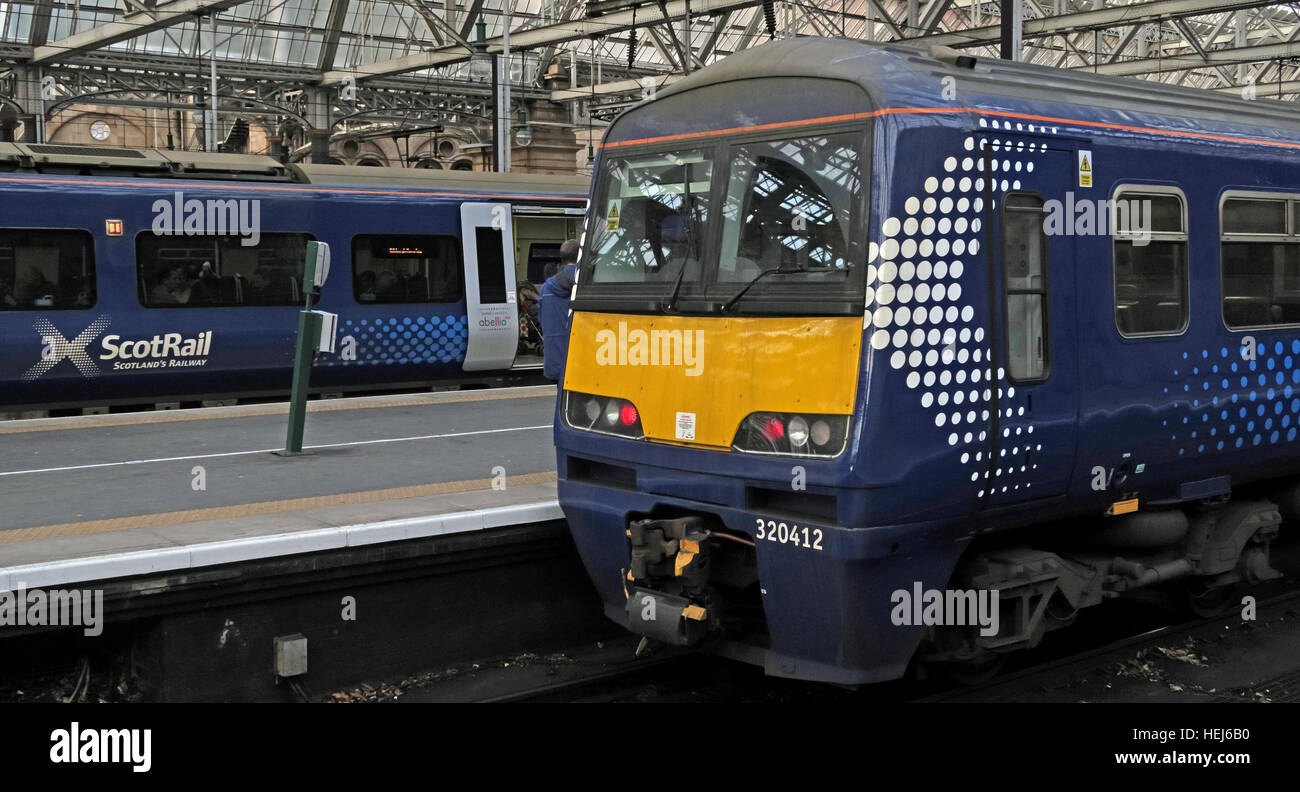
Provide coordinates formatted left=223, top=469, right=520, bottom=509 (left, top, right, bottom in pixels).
left=0, top=471, right=559, bottom=545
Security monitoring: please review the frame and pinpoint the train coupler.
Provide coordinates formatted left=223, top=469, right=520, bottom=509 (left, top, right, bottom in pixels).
left=625, top=588, right=710, bottom=646
left=624, top=515, right=718, bottom=646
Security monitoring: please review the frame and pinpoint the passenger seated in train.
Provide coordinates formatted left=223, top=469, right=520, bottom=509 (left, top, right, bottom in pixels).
left=187, top=261, right=222, bottom=305
left=150, top=266, right=192, bottom=304
left=17, top=267, right=58, bottom=307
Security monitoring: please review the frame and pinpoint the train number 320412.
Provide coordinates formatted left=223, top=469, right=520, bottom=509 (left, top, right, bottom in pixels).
left=754, top=518, right=824, bottom=550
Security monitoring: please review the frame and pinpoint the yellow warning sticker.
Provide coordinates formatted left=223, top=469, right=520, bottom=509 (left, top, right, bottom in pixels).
left=1078, top=150, right=1093, bottom=188
left=605, top=200, right=621, bottom=231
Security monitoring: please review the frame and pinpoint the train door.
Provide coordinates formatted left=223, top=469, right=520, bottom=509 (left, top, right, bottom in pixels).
left=460, top=203, right=519, bottom=371
left=981, top=141, right=1079, bottom=506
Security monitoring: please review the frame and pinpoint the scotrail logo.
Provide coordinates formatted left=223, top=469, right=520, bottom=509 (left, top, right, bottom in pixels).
left=100, top=330, right=213, bottom=370
left=22, top=316, right=214, bottom=379
left=594, top=321, right=704, bottom=376
left=152, top=190, right=261, bottom=246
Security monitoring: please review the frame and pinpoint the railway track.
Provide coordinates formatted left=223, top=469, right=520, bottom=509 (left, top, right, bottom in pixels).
left=918, top=583, right=1300, bottom=703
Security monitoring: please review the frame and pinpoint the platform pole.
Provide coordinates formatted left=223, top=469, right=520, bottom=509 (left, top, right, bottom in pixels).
left=277, top=243, right=324, bottom=456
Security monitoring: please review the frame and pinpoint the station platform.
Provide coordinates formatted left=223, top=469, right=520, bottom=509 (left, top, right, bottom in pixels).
left=0, top=385, right=563, bottom=589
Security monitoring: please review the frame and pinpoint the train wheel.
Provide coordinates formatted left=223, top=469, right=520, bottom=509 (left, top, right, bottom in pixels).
left=1183, top=581, right=1238, bottom=619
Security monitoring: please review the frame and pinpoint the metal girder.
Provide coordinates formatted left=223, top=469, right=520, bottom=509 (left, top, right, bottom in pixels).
left=865, top=0, right=907, bottom=39
left=318, top=0, right=352, bottom=72
left=33, top=62, right=502, bottom=127
left=29, top=0, right=54, bottom=47
left=457, top=0, right=488, bottom=39
left=400, top=0, right=471, bottom=49
left=924, top=0, right=1281, bottom=49
left=645, top=25, right=684, bottom=70
left=34, top=54, right=552, bottom=103
left=320, top=0, right=760, bottom=85
left=919, top=0, right=953, bottom=36
left=650, top=3, right=693, bottom=70
left=1095, top=39, right=1300, bottom=76
left=29, top=0, right=257, bottom=65
left=531, top=0, right=583, bottom=81
left=550, top=72, right=684, bottom=101
left=698, top=10, right=733, bottom=61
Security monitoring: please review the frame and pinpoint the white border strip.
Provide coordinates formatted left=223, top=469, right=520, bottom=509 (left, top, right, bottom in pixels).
left=0, top=499, right=562, bottom=591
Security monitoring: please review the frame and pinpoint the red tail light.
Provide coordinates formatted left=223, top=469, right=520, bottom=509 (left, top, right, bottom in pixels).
left=620, top=404, right=639, bottom=426
left=763, top=417, right=785, bottom=441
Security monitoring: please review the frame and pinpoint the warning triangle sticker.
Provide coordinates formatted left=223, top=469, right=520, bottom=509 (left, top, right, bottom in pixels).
left=607, top=204, right=619, bottom=218
left=1079, top=154, right=1091, bottom=172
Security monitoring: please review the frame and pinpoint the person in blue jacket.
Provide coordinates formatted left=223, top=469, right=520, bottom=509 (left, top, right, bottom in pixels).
left=540, top=239, right=580, bottom=383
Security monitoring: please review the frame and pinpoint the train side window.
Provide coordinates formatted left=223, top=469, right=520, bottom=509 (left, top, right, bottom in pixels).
left=1220, top=195, right=1300, bottom=329
left=137, top=233, right=312, bottom=307
left=0, top=229, right=96, bottom=310
left=473, top=228, right=508, bottom=304
left=352, top=235, right=462, bottom=304
left=1113, top=189, right=1188, bottom=337
left=1002, top=193, right=1049, bottom=382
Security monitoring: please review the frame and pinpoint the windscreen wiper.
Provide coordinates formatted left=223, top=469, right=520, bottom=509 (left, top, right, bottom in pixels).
left=721, top=266, right=798, bottom=313
left=663, top=251, right=689, bottom=313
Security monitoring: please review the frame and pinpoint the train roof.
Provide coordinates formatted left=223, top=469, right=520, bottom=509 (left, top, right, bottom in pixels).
left=295, top=163, right=589, bottom=196
left=0, top=141, right=589, bottom=196
left=630, top=36, right=1300, bottom=145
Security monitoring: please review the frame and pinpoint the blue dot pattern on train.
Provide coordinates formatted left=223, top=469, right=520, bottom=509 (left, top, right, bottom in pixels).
left=1164, top=340, right=1300, bottom=454
left=320, top=315, right=468, bottom=365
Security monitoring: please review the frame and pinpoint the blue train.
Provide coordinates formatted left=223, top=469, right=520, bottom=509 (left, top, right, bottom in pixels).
left=0, top=143, right=587, bottom=410
left=555, top=37, right=1299, bottom=684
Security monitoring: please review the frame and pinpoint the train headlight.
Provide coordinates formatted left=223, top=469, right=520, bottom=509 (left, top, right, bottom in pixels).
left=564, top=391, right=645, bottom=440
left=787, top=416, right=810, bottom=448
left=810, top=419, right=832, bottom=447
left=732, top=412, right=848, bottom=458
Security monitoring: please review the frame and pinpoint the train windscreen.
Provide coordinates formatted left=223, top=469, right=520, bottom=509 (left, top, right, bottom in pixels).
left=579, top=130, right=867, bottom=315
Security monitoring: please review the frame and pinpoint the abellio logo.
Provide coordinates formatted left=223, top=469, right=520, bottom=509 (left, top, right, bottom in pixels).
left=479, top=315, right=511, bottom=328
left=22, top=316, right=215, bottom=380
